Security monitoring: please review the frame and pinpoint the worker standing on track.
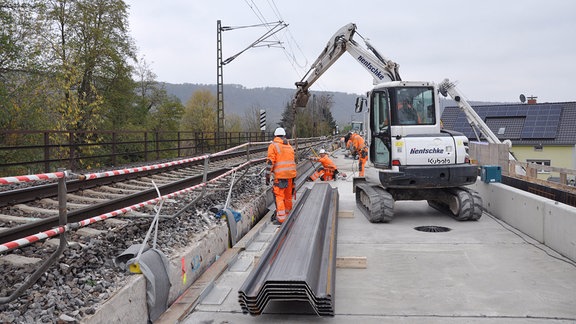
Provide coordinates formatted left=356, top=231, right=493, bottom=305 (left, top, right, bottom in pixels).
left=266, top=127, right=297, bottom=225
left=346, top=132, right=368, bottom=177
left=308, top=149, right=345, bottom=181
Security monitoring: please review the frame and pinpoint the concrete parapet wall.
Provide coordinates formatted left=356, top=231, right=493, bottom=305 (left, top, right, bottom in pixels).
left=470, top=179, right=576, bottom=263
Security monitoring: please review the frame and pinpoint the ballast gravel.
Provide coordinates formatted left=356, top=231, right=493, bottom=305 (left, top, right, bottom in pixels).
left=0, top=168, right=266, bottom=323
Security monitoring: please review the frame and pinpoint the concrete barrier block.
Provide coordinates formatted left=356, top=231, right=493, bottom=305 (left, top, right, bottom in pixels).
left=83, top=275, right=148, bottom=324
left=543, top=202, right=576, bottom=262
left=470, top=179, right=576, bottom=263
left=479, top=182, right=545, bottom=243
left=166, top=224, right=229, bottom=304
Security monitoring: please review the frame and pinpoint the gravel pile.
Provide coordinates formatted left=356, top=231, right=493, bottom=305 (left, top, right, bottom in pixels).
left=0, top=166, right=266, bottom=323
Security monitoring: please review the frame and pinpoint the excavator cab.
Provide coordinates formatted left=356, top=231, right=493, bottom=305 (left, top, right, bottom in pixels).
left=364, top=84, right=439, bottom=171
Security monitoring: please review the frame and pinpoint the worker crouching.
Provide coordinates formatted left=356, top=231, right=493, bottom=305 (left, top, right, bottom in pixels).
left=265, top=127, right=297, bottom=225
left=308, top=149, right=345, bottom=181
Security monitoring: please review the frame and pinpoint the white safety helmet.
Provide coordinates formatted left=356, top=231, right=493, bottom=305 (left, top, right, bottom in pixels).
left=319, top=149, right=327, bottom=154
left=274, top=127, right=286, bottom=136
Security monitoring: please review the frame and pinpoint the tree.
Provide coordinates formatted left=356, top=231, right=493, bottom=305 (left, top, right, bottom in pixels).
left=0, top=0, right=47, bottom=130
left=147, top=94, right=184, bottom=132
left=279, top=100, right=295, bottom=136
left=225, top=113, right=242, bottom=132
left=27, top=0, right=136, bottom=168
left=0, top=0, right=40, bottom=77
left=180, top=89, right=217, bottom=133
left=101, top=60, right=138, bottom=129
left=14, top=0, right=134, bottom=133
left=279, top=93, right=337, bottom=138
left=314, top=93, right=337, bottom=134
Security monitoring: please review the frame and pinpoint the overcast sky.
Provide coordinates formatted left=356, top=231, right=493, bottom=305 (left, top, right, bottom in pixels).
left=125, top=0, right=576, bottom=103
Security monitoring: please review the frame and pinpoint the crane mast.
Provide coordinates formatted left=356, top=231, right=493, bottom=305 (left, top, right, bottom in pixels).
left=438, top=79, right=524, bottom=175
left=438, top=79, right=502, bottom=145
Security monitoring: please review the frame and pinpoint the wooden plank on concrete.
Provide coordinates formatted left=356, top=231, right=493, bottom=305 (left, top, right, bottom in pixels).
left=336, top=256, right=367, bottom=269
left=339, top=210, right=355, bottom=218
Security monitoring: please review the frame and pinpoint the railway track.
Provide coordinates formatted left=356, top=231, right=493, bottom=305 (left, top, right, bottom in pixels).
left=0, top=138, right=329, bottom=323
left=0, top=143, right=275, bottom=242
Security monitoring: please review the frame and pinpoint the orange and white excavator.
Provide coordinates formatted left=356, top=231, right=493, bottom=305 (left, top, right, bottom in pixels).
left=292, top=23, right=505, bottom=222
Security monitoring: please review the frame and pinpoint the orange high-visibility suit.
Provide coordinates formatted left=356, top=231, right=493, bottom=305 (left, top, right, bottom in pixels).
left=309, top=154, right=337, bottom=181
left=347, top=133, right=368, bottom=176
left=266, top=137, right=297, bottom=223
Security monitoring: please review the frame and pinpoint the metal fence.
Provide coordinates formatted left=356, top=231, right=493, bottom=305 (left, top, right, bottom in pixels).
left=0, top=130, right=272, bottom=176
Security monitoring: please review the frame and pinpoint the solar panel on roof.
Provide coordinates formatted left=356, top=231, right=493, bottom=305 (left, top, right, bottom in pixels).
left=445, top=104, right=562, bottom=140
left=485, top=117, right=524, bottom=139
left=521, top=105, right=561, bottom=139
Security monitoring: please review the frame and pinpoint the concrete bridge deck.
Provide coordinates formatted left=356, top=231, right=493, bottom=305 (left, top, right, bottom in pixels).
left=179, top=150, right=576, bottom=323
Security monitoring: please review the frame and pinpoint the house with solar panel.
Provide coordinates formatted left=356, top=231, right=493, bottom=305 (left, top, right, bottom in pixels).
left=441, top=100, right=576, bottom=183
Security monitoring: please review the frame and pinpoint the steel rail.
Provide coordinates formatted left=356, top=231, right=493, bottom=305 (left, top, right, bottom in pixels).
left=0, top=139, right=326, bottom=247
left=0, top=167, right=233, bottom=245
left=0, top=148, right=268, bottom=208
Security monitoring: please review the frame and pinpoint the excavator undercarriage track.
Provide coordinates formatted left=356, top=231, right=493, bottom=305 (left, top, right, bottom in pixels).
left=355, top=182, right=394, bottom=223
left=354, top=177, right=483, bottom=222
left=427, top=187, right=483, bottom=221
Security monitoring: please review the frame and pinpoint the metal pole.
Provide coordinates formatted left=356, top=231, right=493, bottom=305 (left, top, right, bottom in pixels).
left=0, top=170, right=68, bottom=304
left=217, top=20, right=225, bottom=134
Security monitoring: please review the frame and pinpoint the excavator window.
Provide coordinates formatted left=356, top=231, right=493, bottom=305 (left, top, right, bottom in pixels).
left=391, top=87, right=436, bottom=126
left=372, top=91, right=390, bottom=133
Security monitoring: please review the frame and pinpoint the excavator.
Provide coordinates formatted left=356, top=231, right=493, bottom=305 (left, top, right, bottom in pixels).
left=293, top=23, right=488, bottom=222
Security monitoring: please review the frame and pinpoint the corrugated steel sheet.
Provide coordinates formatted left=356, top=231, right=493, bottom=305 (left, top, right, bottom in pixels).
left=238, top=183, right=339, bottom=316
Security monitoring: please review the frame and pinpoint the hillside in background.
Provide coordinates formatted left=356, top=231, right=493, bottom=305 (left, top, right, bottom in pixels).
left=163, top=82, right=359, bottom=129
left=163, top=82, right=501, bottom=129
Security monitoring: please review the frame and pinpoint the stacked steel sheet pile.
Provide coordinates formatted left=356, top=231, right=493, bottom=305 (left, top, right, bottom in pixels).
left=238, top=183, right=339, bottom=316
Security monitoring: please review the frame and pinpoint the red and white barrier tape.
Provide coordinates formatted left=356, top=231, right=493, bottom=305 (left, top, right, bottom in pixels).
left=211, top=143, right=250, bottom=157
left=0, top=171, right=66, bottom=185
left=0, top=159, right=261, bottom=253
left=0, top=142, right=266, bottom=184
left=82, top=155, right=210, bottom=180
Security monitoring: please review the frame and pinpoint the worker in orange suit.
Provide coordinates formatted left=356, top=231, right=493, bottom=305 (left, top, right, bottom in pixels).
left=265, top=127, right=297, bottom=225
left=357, top=144, right=369, bottom=176
left=347, top=132, right=368, bottom=176
left=345, top=131, right=356, bottom=158
left=308, top=149, right=344, bottom=181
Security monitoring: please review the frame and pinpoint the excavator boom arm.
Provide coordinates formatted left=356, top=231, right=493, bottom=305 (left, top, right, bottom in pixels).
left=293, top=23, right=401, bottom=108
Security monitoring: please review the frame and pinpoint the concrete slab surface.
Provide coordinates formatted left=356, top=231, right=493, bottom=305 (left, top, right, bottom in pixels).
left=181, top=150, right=576, bottom=323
